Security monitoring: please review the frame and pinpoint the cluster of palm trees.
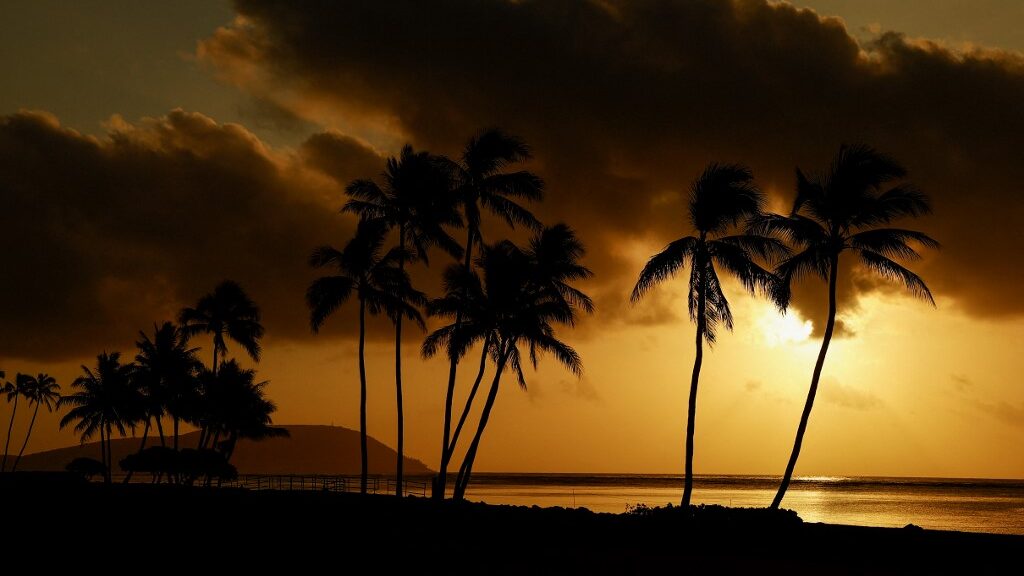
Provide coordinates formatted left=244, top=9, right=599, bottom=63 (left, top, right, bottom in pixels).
left=633, top=144, right=937, bottom=508
left=2, top=372, right=61, bottom=473
left=1, top=280, right=285, bottom=483
left=307, top=131, right=936, bottom=506
left=308, top=129, right=592, bottom=499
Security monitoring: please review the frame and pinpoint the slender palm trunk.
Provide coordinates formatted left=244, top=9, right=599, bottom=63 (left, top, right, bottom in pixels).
left=156, top=417, right=165, bottom=447
left=99, top=424, right=107, bottom=481
left=436, top=226, right=476, bottom=498
left=212, top=345, right=219, bottom=377
left=454, top=344, right=507, bottom=501
left=2, top=395, right=19, bottom=473
left=358, top=297, right=369, bottom=494
left=771, top=255, right=839, bottom=509
left=395, top=228, right=406, bottom=496
left=682, top=281, right=707, bottom=508
left=106, top=423, right=114, bottom=483
left=11, top=401, right=40, bottom=472
left=124, top=418, right=151, bottom=483
left=173, top=417, right=180, bottom=451
left=448, top=337, right=491, bottom=457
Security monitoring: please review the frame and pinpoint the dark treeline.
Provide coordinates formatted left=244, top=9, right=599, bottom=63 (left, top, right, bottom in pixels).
left=1, top=133, right=936, bottom=511
left=3, top=281, right=287, bottom=484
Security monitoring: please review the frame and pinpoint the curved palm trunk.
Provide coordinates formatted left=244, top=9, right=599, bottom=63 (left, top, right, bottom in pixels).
left=2, top=394, right=19, bottom=473
left=11, top=401, right=40, bottom=472
left=771, top=255, right=839, bottom=509
left=358, top=297, right=369, bottom=494
left=99, top=424, right=107, bottom=481
left=454, top=346, right=507, bottom=501
left=395, top=228, right=406, bottom=496
left=448, top=338, right=491, bottom=458
left=682, top=284, right=707, bottom=508
left=436, top=226, right=476, bottom=499
left=124, top=418, right=151, bottom=483
left=106, top=423, right=114, bottom=483
left=156, top=417, right=165, bottom=447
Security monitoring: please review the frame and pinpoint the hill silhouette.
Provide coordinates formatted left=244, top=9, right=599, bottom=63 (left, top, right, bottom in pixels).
left=15, top=425, right=432, bottom=475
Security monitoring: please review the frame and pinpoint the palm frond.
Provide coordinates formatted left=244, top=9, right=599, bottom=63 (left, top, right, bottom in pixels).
left=848, top=228, right=939, bottom=261
left=857, top=250, right=935, bottom=305
left=631, top=236, right=698, bottom=303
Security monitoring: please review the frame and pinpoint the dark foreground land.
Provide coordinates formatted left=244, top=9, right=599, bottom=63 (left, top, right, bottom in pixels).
left=6, top=474, right=1022, bottom=575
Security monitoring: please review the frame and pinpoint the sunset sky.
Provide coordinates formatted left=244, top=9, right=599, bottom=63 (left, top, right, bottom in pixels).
left=1, top=0, right=1023, bottom=479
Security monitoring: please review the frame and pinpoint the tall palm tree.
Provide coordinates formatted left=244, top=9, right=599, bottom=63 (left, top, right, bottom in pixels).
left=433, top=129, right=544, bottom=497
left=2, top=371, right=28, bottom=473
left=632, top=163, right=787, bottom=508
left=307, top=218, right=426, bottom=493
left=425, top=228, right=593, bottom=501
left=60, top=352, right=142, bottom=482
left=134, top=322, right=202, bottom=453
left=11, top=373, right=61, bottom=472
left=179, top=280, right=264, bottom=376
left=750, top=144, right=939, bottom=509
left=344, top=144, right=462, bottom=495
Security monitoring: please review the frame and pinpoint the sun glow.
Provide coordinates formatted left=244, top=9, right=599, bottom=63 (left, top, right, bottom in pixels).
left=758, top=310, right=813, bottom=346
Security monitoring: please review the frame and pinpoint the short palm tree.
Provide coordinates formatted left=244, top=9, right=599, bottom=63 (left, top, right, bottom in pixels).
left=425, top=228, right=592, bottom=501
left=307, top=218, right=426, bottom=493
left=134, top=322, right=202, bottom=453
left=750, top=144, right=938, bottom=509
left=433, top=128, right=545, bottom=497
left=179, top=280, right=264, bottom=375
left=60, top=352, right=142, bottom=482
left=198, top=359, right=287, bottom=464
left=11, top=373, right=61, bottom=472
left=344, top=144, right=462, bottom=494
left=2, top=371, right=28, bottom=473
left=631, top=163, right=787, bottom=508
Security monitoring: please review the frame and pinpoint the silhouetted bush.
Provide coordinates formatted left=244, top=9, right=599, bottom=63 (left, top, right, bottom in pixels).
left=66, top=457, right=106, bottom=480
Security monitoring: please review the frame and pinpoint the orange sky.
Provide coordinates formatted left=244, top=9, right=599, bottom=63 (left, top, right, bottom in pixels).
left=1, top=1, right=1023, bottom=478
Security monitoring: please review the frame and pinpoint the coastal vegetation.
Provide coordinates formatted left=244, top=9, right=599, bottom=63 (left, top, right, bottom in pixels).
left=1, top=134, right=937, bottom=514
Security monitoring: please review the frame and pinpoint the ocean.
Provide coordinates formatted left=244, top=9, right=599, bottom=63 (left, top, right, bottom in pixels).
left=461, top=474, right=1024, bottom=535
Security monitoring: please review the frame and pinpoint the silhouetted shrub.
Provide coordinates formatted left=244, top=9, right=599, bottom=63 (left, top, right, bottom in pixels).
left=66, top=457, right=106, bottom=480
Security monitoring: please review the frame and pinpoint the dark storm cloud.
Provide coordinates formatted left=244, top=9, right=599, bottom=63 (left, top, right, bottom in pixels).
left=0, top=110, right=383, bottom=361
left=197, top=0, right=1024, bottom=331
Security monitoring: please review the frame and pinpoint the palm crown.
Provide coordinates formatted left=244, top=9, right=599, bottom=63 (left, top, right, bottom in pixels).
left=179, top=280, right=264, bottom=370
left=60, top=352, right=142, bottom=443
left=750, top=144, right=939, bottom=303
left=632, top=163, right=788, bottom=343
left=307, top=219, right=426, bottom=331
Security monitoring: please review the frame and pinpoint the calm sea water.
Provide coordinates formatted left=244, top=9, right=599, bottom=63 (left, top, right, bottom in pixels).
left=461, top=474, right=1024, bottom=535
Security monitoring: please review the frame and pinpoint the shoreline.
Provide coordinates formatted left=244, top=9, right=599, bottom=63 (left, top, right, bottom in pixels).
left=8, top=475, right=1023, bottom=573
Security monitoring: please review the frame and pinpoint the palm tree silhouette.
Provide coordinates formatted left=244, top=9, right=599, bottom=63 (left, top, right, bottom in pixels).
left=307, top=218, right=426, bottom=493
left=179, top=280, right=264, bottom=376
left=433, top=129, right=544, bottom=497
left=60, top=352, right=142, bottom=482
left=134, top=322, right=202, bottom=454
left=11, top=373, right=61, bottom=472
left=2, top=371, right=28, bottom=473
left=425, top=227, right=592, bottom=500
left=343, top=144, right=462, bottom=494
left=632, top=163, right=787, bottom=508
left=750, top=144, right=938, bottom=509
left=198, top=359, right=287, bottom=465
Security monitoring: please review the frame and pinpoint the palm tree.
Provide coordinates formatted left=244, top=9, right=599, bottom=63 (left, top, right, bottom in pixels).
left=631, top=163, right=787, bottom=508
left=134, top=322, right=202, bottom=456
left=433, top=129, right=544, bottom=497
left=60, top=352, right=142, bottom=482
left=197, top=359, right=287, bottom=465
left=11, top=373, right=61, bottom=472
left=424, top=227, right=592, bottom=501
left=750, top=144, right=938, bottom=509
left=344, top=144, right=462, bottom=495
left=179, top=280, right=264, bottom=375
left=307, top=218, right=426, bottom=493
left=2, top=372, right=30, bottom=473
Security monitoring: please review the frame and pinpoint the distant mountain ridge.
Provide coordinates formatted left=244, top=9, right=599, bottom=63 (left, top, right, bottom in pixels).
left=15, top=425, right=433, bottom=475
